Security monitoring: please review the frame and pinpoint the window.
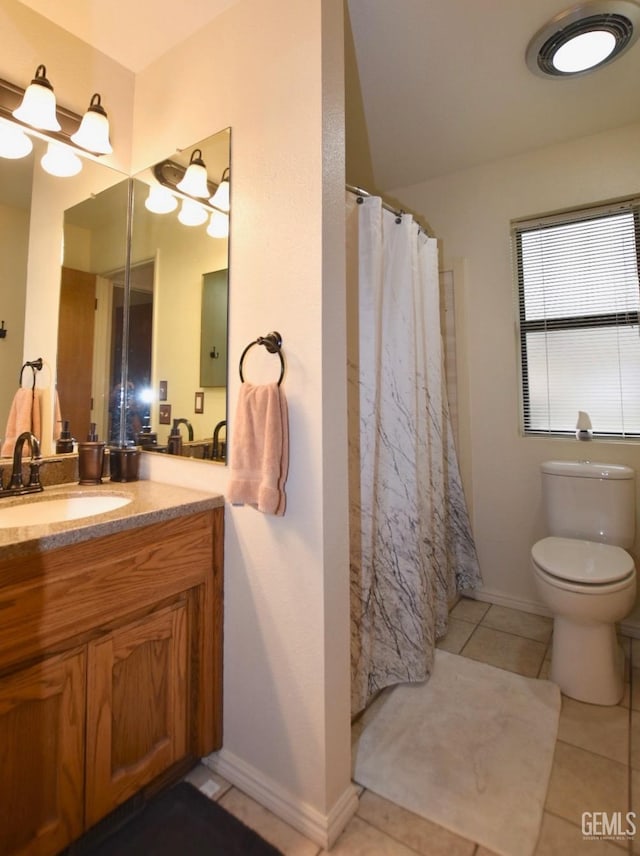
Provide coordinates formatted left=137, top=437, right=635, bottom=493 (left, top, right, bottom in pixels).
left=514, top=199, right=640, bottom=438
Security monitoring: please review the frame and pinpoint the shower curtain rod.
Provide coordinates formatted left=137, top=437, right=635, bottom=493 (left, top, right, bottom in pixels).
left=345, top=183, right=433, bottom=237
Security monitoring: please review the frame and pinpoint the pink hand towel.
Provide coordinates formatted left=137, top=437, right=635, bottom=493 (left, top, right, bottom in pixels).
left=1, top=388, right=41, bottom=457
left=227, top=382, right=289, bottom=515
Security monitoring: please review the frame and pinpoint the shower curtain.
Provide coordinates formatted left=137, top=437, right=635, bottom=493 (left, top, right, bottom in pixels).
left=347, top=194, right=482, bottom=716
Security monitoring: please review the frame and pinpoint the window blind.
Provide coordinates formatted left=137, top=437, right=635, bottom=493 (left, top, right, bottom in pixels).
left=513, top=199, right=640, bottom=437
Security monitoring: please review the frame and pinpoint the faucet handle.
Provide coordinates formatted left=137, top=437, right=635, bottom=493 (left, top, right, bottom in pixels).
left=28, top=460, right=42, bottom=490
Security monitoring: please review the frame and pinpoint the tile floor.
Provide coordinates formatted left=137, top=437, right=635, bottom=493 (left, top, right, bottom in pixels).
left=190, top=598, right=640, bottom=855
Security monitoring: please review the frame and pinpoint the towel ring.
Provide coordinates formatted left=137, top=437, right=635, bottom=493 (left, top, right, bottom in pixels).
left=19, top=357, right=43, bottom=390
left=239, top=332, right=285, bottom=386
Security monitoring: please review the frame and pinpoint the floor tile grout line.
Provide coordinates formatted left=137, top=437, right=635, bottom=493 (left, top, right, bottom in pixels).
left=352, top=811, right=442, bottom=856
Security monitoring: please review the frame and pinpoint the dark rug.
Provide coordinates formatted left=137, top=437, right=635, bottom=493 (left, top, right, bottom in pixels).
left=79, top=781, right=284, bottom=855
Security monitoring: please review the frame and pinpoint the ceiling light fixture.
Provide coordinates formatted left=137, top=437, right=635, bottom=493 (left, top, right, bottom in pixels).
left=176, top=149, right=210, bottom=198
left=526, top=0, right=640, bottom=77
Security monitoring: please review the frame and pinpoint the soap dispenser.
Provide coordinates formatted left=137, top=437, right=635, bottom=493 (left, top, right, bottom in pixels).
left=78, top=423, right=106, bottom=484
left=56, top=420, right=74, bottom=454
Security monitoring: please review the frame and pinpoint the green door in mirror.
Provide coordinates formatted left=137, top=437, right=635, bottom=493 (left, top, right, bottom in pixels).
left=200, top=269, right=228, bottom=388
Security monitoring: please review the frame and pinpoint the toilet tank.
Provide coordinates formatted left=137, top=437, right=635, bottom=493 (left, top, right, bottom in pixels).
left=541, top=461, right=636, bottom=548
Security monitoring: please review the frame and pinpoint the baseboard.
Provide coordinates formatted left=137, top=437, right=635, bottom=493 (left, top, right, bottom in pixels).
left=467, top=587, right=553, bottom=618
left=202, top=748, right=359, bottom=849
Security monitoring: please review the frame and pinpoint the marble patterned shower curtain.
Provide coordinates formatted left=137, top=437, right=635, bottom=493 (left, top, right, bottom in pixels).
left=347, top=194, right=482, bottom=717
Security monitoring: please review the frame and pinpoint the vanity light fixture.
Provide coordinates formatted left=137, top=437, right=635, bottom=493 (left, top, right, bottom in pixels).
left=40, top=142, right=82, bottom=177
left=145, top=185, right=179, bottom=214
left=147, top=156, right=229, bottom=237
left=176, top=149, right=210, bottom=198
left=12, top=65, right=61, bottom=131
left=70, top=93, right=112, bottom=155
left=207, top=210, right=229, bottom=239
left=178, top=197, right=208, bottom=227
left=209, top=167, right=230, bottom=212
left=0, top=66, right=114, bottom=181
left=526, top=0, right=640, bottom=76
left=0, top=118, right=33, bottom=159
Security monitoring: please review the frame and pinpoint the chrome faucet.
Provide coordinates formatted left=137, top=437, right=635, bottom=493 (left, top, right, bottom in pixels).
left=173, top=418, right=194, bottom=441
left=212, top=420, right=227, bottom=462
left=4, top=432, right=43, bottom=495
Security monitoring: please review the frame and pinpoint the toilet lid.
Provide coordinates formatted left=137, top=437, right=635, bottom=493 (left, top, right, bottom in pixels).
left=532, top=536, right=635, bottom=585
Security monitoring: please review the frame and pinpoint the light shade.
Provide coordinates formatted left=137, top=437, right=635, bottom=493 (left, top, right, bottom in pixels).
left=178, top=197, right=208, bottom=227
left=41, top=142, right=82, bottom=177
left=207, top=210, right=229, bottom=238
left=526, top=0, right=640, bottom=77
left=0, top=119, right=33, bottom=159
left=71, top=93, right=112, bottom=154
left=145, top=185, right=178, bottom=214
left=209, top=168, right=230, bottom=212
left=176, top=149, right=210, bottom=197
left=13, top=64, right=61, bottom=131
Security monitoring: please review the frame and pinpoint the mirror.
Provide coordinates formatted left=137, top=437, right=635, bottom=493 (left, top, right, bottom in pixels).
left=128, top=127, right=230, bottom=458
left=0, top=126, right=230, bottom=465
left=0, top=138, right=128, bottom=457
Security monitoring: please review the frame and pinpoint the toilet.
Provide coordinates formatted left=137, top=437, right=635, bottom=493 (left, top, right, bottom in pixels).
left=530, top=460, right=637, bottom=705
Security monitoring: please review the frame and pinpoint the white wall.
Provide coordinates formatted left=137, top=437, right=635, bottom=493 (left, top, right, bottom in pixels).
left=135, top=0, right=356, bottom=845
left=392, top=121, right=640, bottom=627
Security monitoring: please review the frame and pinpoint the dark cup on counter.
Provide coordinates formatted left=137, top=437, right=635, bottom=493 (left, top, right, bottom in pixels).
left=109, top=446, right=141, bottom=482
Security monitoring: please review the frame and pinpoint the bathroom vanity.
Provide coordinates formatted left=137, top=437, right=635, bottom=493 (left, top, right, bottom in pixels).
left=0, top=482, right=224, bottom=856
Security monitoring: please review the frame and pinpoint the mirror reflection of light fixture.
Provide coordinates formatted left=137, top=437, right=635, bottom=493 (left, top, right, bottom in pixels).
left=0, top=118, right=33, bottom=159
left=145, top=185, right=179, bottom=214
left=176, top=149, right=210, bottom=197
left=178, top=197, right=208, bottom=226
left=207, top=210, right=229, bottom=238
left=41, top=142, right=82, bottom=177
left=526, top=0, right=640, bottom=76
left=209, top=167, right=230, bottom=212
left=70, top=93, right=112, bottom=154
left=12, top=65, right=61, bottom=131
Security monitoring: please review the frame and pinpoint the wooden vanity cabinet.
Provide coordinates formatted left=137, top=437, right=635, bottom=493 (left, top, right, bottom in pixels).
left=0, top=506, right=223, bottom=856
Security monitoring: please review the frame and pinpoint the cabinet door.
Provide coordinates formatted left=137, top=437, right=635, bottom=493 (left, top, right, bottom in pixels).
left=85, top=601, right=188, bottom=827
left=0, top=649, right=85, bottom=856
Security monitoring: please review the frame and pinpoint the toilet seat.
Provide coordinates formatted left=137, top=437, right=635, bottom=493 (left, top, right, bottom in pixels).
left=531, top=536, right=635, bottom=586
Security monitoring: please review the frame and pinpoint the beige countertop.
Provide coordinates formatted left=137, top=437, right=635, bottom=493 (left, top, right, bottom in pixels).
left=0, top=480, right=224, bottom=559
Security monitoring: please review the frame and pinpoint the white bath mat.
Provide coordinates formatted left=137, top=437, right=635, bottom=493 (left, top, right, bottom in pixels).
left=353, top=649, right=560, bottom=856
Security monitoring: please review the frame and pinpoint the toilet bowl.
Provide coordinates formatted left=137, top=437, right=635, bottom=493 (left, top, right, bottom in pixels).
left=531, top=536, right=636, bottom=705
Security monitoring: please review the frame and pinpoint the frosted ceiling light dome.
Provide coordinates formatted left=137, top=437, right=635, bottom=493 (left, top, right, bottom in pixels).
left=553, top=28, right=617, bottom=70
left=526, top=0, right=640, bottom=77
left=13, top=64, right=61, bottom=131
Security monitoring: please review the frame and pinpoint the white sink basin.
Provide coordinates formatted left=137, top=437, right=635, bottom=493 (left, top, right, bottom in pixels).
left=0, top=494, right=132, bottom=528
